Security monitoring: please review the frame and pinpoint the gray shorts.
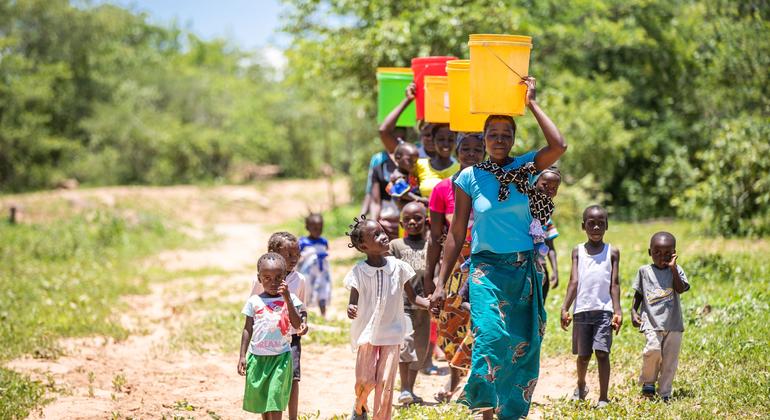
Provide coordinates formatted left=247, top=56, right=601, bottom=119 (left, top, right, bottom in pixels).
left=572, top=310, right=613, bottom=356
left=399, top=309, right=432, bottom=370
left=290, top=334, right=301, bottom=381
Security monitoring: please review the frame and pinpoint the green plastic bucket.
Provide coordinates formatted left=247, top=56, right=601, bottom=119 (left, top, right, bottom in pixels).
left=377, top=67, right=417, bottom=127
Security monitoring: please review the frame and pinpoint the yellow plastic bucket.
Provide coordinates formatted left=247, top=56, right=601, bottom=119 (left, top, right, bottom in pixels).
left=424, top=76, right=450, bottom=123
left=469, top=34, right=532, bottom=116
left=446, top=60, right=486, bottom=132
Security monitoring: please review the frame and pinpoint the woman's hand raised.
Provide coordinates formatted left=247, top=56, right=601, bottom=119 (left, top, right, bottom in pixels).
left=520, top=76, right=536, bottom=106
left=405, top=82, right=416, bottom=100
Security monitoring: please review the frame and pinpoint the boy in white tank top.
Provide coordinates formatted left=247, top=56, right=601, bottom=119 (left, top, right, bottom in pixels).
left=560, top=205, right=622, bottom=408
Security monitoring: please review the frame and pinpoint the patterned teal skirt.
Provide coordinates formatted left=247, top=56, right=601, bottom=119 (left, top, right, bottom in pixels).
left=462, top=250, right=546, bottom=419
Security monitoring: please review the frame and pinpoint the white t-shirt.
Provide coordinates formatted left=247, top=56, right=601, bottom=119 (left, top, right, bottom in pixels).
left=344, top=256, right=416, bottom=350
left=251, top=271, right=307, bottom=304
left=242, top=293, right=303, bottom=356
left=574, top=243, right=614, bottom=314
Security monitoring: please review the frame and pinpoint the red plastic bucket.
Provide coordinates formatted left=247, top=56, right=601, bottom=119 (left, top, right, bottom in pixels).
left=411, top=56, right=457, bottom=120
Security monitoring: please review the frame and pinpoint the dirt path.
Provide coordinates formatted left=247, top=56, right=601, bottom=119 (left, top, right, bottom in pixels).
left=6, top=180, right=586, bottom=419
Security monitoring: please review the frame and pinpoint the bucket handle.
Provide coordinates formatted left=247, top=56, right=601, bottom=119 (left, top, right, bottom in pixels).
left=489, top=49, right=527, bottom=80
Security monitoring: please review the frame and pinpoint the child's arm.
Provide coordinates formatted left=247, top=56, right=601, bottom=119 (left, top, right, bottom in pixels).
left=669, top=254, right=688, bottom=294
left=404, top=280, right=430, bottom=310
left=610, top=247, right=622, bottom=334
left=347, top=287, right=359, bottom=319
left=238, top=316, right=253, bottom=376
left=430, top=188, right=472, bottom=316
left=631, top=291, right=643, bottom=328
left=378, top=83, right=416, bottom=154
left=370, top=179, right=383, bottom=220
left=424, top=209, right=446, bottom=296
left=545, top=238, right=558, bottom=288
left=279, top=281, right=302, bottom=330
left=560, top=246, right=580, bottom=330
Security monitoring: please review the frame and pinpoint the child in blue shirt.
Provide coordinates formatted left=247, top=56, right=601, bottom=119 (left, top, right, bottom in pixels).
left=298, top=213, right=332, bottom=318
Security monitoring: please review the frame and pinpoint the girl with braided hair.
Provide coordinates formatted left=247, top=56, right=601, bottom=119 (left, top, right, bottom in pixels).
left=343, top=215, right=430, bottom=420
left=429, top=77, right=567, bottom=419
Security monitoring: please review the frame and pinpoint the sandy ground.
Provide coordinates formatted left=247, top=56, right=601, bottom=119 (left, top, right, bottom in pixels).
left=5, top=180, right=601, bottom=419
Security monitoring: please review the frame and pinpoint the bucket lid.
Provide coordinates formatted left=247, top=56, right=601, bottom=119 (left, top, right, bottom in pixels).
left=411, top=56, right=458, bottom=66
left=424, top=75, right=448, bottom=86
left=446, top=59, right=470, bottom=71
left=377, top=67, right=412, bottom=74
left=469, top=34, right=532, bottom=43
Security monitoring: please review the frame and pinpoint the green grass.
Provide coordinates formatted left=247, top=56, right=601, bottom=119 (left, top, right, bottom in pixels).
left=271, top=203, right=362, bottom=239
left=537, top=219, right=770, bottom=418
left=169, top=294, right=243, bottom=353
left=0, top=368, right=50, bottom=420
left=0, top=209, right=187, bottom=418
left=302, top=312, right=349, bottom=347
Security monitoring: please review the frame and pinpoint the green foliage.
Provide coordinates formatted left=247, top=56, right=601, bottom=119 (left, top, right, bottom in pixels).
left=675, top=116, right=770, bottom=236
left=0, top=367, right=48, bottom=420
left=2, top=0, right=768, bottom=232
left=281, top=0, right=770, bottom=233
left=0, top=0, right=298, bottom=190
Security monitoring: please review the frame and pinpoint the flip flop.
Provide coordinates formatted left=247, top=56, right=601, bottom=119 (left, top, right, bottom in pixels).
left=571, top=386, right=589, bottom=401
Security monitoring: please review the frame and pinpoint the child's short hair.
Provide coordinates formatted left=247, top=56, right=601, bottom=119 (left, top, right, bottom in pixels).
left=650, top=231, right=676, bottom=247
left=394, top=142, right=418, bottom=158
left=345, top=215, right=370, bottom=251
left=258, top=252, right=287, bottom=273
left=542, top=166, right=561, bottom=180
left=582, top=204, right=608, bottom=221
left=431, top=123, right=450, bottom=137
left=401, top=201, right=426, bottom=217
left=268, top=232, right=298, bottom=252
left=305, top=213, right=323, bottom=225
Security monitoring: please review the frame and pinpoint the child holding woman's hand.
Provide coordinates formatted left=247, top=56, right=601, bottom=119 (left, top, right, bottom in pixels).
left=239, top=253, right=305, bottom=420
left=344, top=216, right=429, bottom=420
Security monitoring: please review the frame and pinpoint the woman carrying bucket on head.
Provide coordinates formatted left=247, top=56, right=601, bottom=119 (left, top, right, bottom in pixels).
left=429, top=75, right=567, bottom=418
left=379, top=84, right=460, bottom=201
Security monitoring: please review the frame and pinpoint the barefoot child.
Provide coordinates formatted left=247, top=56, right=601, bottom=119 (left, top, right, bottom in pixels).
left=560, top=205, right=622, bottom=407
left=266, top=232, right=308, bottom=420
left=388, top=202, right=430, bottom=405
left=344, top=216, right=430, bottom=419
left=631, top=232, right=690, bottom=402
left=298, top=214, right=332, bottom=317
left=239, top=253, right=305, bottom=419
